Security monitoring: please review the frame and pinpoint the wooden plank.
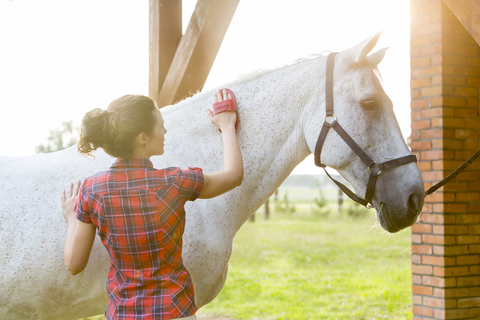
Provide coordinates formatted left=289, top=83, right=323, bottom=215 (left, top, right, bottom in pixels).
left=149, top=0, right=182, bottom=104
left=443, top=0, right=480, bottom=47
left=157, top=0, right=240, bottom=108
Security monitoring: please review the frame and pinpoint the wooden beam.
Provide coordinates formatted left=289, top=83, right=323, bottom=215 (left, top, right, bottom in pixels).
left=149, top=0, right=182, bottom=104
left=443, top=0, right=480, bottom=47
left=156, top=0, right=240, bottom=108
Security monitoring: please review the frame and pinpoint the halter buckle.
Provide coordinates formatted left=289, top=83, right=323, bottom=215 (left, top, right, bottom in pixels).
left=323, top=114, right=337, bottom=124
left=368, top=163, right=382, bottom=176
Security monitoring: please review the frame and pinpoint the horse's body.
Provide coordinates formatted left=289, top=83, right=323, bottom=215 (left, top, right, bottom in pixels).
left=0, top=32, right=424, bottom=320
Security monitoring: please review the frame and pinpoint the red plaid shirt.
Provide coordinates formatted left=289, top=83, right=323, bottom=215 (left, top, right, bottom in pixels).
left=74, top=158, right=204, bottom=320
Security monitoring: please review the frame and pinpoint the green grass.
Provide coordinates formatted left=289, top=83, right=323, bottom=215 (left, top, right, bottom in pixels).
left=198, top=192, right=413, bottom=320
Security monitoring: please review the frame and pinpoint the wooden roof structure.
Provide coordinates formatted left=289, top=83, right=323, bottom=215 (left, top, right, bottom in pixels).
left=443, top=0, right=480, bottom=47
left=149, top=0, right=239, bottom=108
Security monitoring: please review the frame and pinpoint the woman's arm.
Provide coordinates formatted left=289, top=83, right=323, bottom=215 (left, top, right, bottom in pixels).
left=199, top=89, right=244, bottom=199
left=61, top=181, right=96, bottom=275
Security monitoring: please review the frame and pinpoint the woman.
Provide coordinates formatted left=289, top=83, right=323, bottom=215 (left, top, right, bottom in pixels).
left=61, top=89, right=243, bottom=320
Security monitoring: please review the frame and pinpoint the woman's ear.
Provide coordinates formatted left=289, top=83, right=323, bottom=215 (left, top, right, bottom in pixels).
left=137, top=132, right=148, bottom=147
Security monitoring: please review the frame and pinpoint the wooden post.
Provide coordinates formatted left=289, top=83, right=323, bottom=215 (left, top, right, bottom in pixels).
left=443, top=0, right=480, bottom=47
left=264, top=198, right=270, bottom=220
left=156, top=0, right=240, bottom=108
left=149, top=0, right=182, bottom=104
left=338, top=189, right=343, bottom=213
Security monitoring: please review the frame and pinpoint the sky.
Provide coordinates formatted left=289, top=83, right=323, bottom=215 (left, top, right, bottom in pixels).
left=0, top=0, right=411, bottom=174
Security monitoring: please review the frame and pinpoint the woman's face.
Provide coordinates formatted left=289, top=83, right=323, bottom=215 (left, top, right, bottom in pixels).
left=147, top=108, right=167, bottom=156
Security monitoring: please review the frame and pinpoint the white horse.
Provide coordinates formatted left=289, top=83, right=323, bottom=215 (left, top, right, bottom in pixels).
left=0, top=32, right=424, bottom=320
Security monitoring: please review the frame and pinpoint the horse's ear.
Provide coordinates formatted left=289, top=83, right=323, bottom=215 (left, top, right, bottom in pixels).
left=353, top=31, right=383, bottom=63
left=367, top=47, right=389, bottom=66
left=339, top=31, right=383, bottom=66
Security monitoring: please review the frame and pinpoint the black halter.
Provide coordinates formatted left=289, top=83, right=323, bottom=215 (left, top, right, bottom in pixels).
left=314, top=52, right=417, bottom=208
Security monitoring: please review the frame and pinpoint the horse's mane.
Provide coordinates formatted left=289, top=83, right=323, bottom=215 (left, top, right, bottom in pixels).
left=162, top=52, right=328, bottom=115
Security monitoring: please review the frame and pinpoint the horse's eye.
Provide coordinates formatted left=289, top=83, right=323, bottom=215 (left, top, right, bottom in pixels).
left=361, top=99, right=378, bottom=111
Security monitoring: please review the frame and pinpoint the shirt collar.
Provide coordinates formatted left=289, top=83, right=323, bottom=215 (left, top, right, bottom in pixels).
left=111, top=157, right=154, bottom=169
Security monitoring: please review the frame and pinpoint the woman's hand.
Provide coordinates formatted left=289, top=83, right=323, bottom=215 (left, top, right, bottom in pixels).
left=61, top=181, right=81, bottom=222
left=207, top=89, right=237, bottom=131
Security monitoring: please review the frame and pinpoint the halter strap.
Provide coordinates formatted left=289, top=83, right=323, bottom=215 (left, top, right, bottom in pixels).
left=313, top=52, right=417, bottom=207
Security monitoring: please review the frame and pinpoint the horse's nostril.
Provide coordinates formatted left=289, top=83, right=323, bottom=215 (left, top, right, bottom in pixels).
left=408, top=193, right=418, bottom=209
left=408, top=192, right=423, bottom=217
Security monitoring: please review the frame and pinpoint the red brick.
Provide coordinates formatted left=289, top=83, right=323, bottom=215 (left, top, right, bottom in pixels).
left=454, top=66, right=479, bottom=77
left=457, top=276, right=480, bottom=286
left=434, top=225, right=468, bottom=235
left=444, top=309, right=469, bottom=319
left=458, top=297, right=480, bottom=308
left=421, top=129, right=443, bottom=139
left=467, top=77, right=480, bottom=86
left=423, top=214, right=455, bottom=224
left=467, top=97, right=479, bottom=107
left=413, top=305, right=433, bottom=317
left=411, top=99, right=430, bottom=110
left=470, top=245, right=480, bottom=254
left=411, top=89, right=420, bottom=99
left=444, top=246, right=469, bottom=256
left=470, top=265, right=480, bottom=275
left=443, top=75, right=467, bottom=86
left=411, top=57, right=431, bottom=68
left=418, top=161, right=431, bottom=171
left=455, top=87, right=479, bottom=97
left=413, top=244, right=433, bottom=254
left=422, top=170, right=444, bottom=182
left=469, top=225, right=480, bottom=234
left=420, top=43, right=442, bottom=56
left=457, top=235, right=480, bottom=244
left=434, top=288, right=469, bottom=298
left=466, top=118, right=480, bottom=129
left=411, top=78, right=432, bottom=89
left=466, top=139, right=479, bottom=149
left=411, top=36, right=430, bottom=48
left=412, top=233, right=422, bottom=244
left=433, top=203, right=468, bottom=214
left=455, top=129, right=477, bottom=139
left=424, top=296, right=457, bottom=308
left=411, top=140, right=432, bottom=150
left=423, top=276, right=456, bottom=287
left=454, top=108, right=478, bottom=117
left=413, top=265, right=433, bottom=275
left=444, top=96, right=467, bottom=107
left=422, top=86, right=443, bottom=97
left=412, top=274, right=422, bottom=285
left=423, top=234, right=456, bottom=245
left=457, top=214, right=480, bottom=224
left=434, top=266, right=469, bottom=277
left=457, top=255, right=480, bottom=266
left=470, top=308, right=480, bottom=317
left=470, top=287, right=480, bottom=296
left=412, top=294, right=422, bottom=305
left=412, top=119, right=431, bottom=130
left=431, top=96, right=444, bottom=107
left=412, top=254, right=422, bottom=264
left=454, top=46, right=478, bottom=56
left=412, top=223, right=433, bottom=233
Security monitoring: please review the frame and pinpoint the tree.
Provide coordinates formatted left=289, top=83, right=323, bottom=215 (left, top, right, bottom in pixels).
left=35, top=121, right=77, bottom=153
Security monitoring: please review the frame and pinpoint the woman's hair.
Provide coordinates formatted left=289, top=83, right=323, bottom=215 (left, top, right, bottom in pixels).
left=78, top=95, right=157, bottom=158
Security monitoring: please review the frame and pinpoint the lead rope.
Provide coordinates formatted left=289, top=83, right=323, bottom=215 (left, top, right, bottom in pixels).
left=425, top=148, right=480, bottom=197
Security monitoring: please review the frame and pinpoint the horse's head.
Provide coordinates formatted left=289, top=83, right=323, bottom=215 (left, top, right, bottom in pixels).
left=304, top=32, right=424, bottom=233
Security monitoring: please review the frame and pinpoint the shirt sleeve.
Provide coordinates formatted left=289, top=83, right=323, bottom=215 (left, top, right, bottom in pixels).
left=175, top=167, right=204, bottom=202
left=74, top=180, right=92, bottom=223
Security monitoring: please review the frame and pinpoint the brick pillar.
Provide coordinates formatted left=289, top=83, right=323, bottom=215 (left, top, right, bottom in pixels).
left=410, top=0, right=480, bottom=319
